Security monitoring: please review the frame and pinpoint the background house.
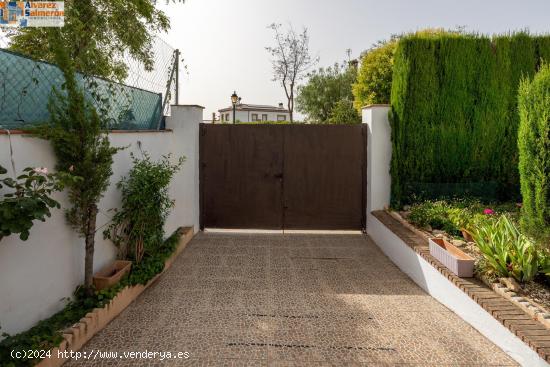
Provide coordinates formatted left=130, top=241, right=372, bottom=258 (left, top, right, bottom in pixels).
left=218, top=103, right=289, bottom=123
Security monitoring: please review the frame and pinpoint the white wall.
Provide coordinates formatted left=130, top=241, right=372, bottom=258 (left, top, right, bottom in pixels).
left=363, top=105, right=391, bottom=220
left=0, top=105, right=202, bottom=335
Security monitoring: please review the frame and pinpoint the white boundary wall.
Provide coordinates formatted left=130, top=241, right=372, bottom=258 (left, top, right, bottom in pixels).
left=362, top=105, right=548, bottom=367
left=0, top=105, right=202, bottom=335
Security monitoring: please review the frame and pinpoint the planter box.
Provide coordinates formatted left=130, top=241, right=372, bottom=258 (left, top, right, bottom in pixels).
left=93, top=260, right=132, bottom=291
left=429, top=238, right=474, bottom=278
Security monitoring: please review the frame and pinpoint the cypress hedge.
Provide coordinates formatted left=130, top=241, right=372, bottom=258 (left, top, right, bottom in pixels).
left=390, top=32, right=550, bottom=207
left=518, top=64, right=550, bottom=242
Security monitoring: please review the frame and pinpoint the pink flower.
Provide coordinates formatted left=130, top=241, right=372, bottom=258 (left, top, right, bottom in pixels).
left=68, top=165, right=74, bottom=172
left=33, top=167, right=48, bottom=174
left=483, top=208, right=495, bottom=215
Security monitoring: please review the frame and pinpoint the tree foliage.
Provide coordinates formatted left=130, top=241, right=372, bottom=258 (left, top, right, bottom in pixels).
left=352, top=39, right=397, bottom=111
left=8, top=0, right=182, bottom=81
left=266, top=23, right=318, bottom=123
left=390, top=32, right=550, bottom=207
left=0, top=165, right=70, bottom=241
left=296, top=62, right=358, bottom=123
left=518, top=63, right=550, bottom=243
left=328, top=99, right=360, bottom=124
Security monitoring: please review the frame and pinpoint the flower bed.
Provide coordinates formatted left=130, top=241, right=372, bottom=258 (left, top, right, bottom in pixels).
left=0, top=227, right=193, bottom=367
left=394, top=200, right=550, bottom=313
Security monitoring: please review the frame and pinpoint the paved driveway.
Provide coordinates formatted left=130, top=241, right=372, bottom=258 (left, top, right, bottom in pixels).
left=67, top=233, right=517, bottom=366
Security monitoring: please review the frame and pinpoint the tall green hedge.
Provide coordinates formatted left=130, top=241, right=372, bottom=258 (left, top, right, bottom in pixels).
left=518, top=64, right=550, bottom=242
left=390, top=32, right=550, bottom=207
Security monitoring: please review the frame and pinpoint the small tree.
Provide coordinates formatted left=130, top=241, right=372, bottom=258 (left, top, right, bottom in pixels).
left=37, top=32, right=122, bottom=293
left=266, top=23, right=318, bottom=123
left=518, top=63, right=550, bottom=243
left=296, top=62, right=357, bottom=123
left=352, top=39, right=397, bottom=112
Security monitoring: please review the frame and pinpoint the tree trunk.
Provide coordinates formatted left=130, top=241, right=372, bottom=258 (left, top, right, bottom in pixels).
left=84, top=203, right=98, bottom=294
left=288, top=99, right=293, bottom=124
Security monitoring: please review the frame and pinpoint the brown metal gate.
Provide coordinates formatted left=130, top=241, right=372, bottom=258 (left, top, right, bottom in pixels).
left=200, top=124, right=366, bottom=230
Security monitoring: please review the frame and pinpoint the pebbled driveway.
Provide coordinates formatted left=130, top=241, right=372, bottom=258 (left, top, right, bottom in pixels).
left=67, top=233, right=517, bottom=366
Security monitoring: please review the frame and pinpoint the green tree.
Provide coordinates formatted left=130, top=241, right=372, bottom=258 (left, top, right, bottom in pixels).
left=36, top=31, right=122, bottom=293
left=518, top=64, right=550, bottom=243
left=296, top=62, right=357, bottom=123
left=352, top=39, right=397, bottom=111
left=328, top=99, right=361, bottom=124
left=9, top=0, right=182, bottom=81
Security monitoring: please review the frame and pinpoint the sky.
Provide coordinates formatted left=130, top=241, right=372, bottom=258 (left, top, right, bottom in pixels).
left=154, top=0, right=550, bottom=120
left=3, top=0, right=549, bottom=120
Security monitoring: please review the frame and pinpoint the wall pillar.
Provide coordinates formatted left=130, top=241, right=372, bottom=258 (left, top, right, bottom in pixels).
left=362, top=105, right=392, bottom=227
left=165, top=105, right=204, bottom=234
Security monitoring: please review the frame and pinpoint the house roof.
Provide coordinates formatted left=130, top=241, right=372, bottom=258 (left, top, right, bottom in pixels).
left=218, top=103, right=289, bottom=113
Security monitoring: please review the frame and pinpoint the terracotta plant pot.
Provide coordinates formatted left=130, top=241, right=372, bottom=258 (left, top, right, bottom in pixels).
left=93, top=260, right=132, bottom=291
left=461, top=228, right=474, bottom=242
left=429, top=238, right=475, bottom=278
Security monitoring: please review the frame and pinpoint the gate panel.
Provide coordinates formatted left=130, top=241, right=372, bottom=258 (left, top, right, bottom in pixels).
left=283, top=125, right=365, bottom=229
left=200, top=125, right=284, bottom=229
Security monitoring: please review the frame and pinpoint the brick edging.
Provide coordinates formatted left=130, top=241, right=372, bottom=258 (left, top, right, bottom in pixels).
left=35, top=226, right=195, bottom=367
left=372, top=211, right=550, bottom=363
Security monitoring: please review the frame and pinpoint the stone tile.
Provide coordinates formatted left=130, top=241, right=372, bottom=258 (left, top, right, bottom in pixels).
left=66, top=233, right=517, bottom=367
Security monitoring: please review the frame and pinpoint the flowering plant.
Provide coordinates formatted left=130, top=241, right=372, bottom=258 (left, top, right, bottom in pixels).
left=0, top=164, right=73, bottom=241
left=483, top=208, right=495, bottom=215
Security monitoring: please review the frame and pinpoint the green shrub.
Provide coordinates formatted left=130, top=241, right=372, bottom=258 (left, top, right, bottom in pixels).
left=408, top=201, right=460, bottom=235
left=518, top=64, right=550, bottom=244
left=390, top=32, right=549, bottom=207
left=328, top=99, right=361, bottom=124
left=105, top=153, right=184, bottom=263
left=471, top=215, right=539, bottom=282
left=0, top=165, right=71, bottom=241
left=352, top=40, right=396, bottom=111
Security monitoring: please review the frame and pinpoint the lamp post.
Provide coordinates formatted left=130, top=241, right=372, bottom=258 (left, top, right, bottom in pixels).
left=231, top=91, right=239, bottom=124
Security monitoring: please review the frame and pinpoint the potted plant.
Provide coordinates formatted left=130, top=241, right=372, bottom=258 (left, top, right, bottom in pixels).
left=429, top=237, right=475, bottom=277
left=93, top=260, right=132, bottom=290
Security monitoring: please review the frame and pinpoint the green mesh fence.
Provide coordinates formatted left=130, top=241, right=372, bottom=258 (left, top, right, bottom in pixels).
left=0, top=45, right=173, bottom=130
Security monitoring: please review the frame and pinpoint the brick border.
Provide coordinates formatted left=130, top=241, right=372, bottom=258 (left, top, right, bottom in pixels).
left=35, top=226, right=194, bottom=367
left=372, top=210, right=550, bottom=363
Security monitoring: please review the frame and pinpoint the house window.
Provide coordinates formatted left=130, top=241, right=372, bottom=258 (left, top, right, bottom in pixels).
left=277, top=115, right=286, bottom=121
left=225, top=113, right=230, bottom=121
left=220, top=114, right=224, bottom=122
left=251, top=114, right=258, bottom=121
left=262, top=114, right=268, bottom=121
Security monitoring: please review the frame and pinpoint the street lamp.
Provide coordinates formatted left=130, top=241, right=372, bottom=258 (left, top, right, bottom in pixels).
left=231, top=91, right=239, bottom=124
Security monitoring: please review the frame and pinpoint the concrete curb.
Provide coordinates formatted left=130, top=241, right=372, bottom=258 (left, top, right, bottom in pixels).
left=368, top=211, right=549, bottom=367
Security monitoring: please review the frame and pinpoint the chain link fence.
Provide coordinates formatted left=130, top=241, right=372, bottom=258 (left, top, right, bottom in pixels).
left=0, top=36, right=178, bottom=130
